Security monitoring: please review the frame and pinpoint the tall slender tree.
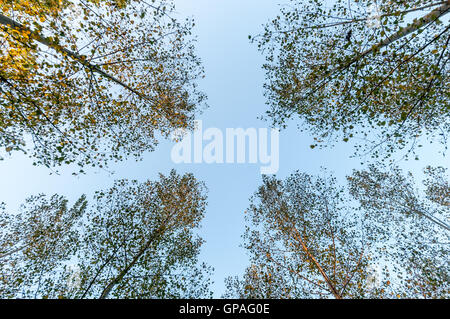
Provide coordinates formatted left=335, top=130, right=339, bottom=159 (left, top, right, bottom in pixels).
left=0, top=194, right=87, bottom=298
left=348, top=165, right=449, bottom=298
left=225, top=172, right=373, bottom=299
left=0, top=0, right=206, bottom=171
left=254, top=0, right=449, bottom=159
left=0, top=170, right=213, bottom=299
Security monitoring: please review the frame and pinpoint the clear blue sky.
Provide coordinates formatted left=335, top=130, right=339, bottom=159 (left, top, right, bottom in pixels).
left=0, top=0, right=448, bottom=297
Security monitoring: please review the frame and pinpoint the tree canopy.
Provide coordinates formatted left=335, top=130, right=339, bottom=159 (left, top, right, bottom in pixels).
left=225, top=166, right=449, bottom=299
left=0, top=0, right=206, bottom=171
left=0, top=170, right=213, bottom=299
left=254, top=0, right=449, bottom=159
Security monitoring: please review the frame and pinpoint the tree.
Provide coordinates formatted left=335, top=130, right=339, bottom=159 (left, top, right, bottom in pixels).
left=254, top=0, right=450, bottom=159
left=0, top=194, right=87, bottom=298
left=0, top=0, right=206, bottom=171
left=0, top=170, right=213, bottom=299
left=225, top=172, right=374, bottom=299
left=225, top=167, right=449, bottom=299
left=348, top=165, right=449, bottom=298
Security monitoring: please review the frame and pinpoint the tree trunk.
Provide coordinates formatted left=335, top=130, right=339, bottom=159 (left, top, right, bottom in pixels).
left=98, top=227, right=164, bottom=299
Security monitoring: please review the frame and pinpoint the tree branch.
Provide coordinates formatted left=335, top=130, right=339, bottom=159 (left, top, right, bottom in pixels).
left=0, top=14, right=157, bottom=104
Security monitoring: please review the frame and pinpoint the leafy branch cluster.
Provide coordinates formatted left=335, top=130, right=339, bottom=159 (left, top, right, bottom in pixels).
left=0, top=0, right=206, bottom=171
